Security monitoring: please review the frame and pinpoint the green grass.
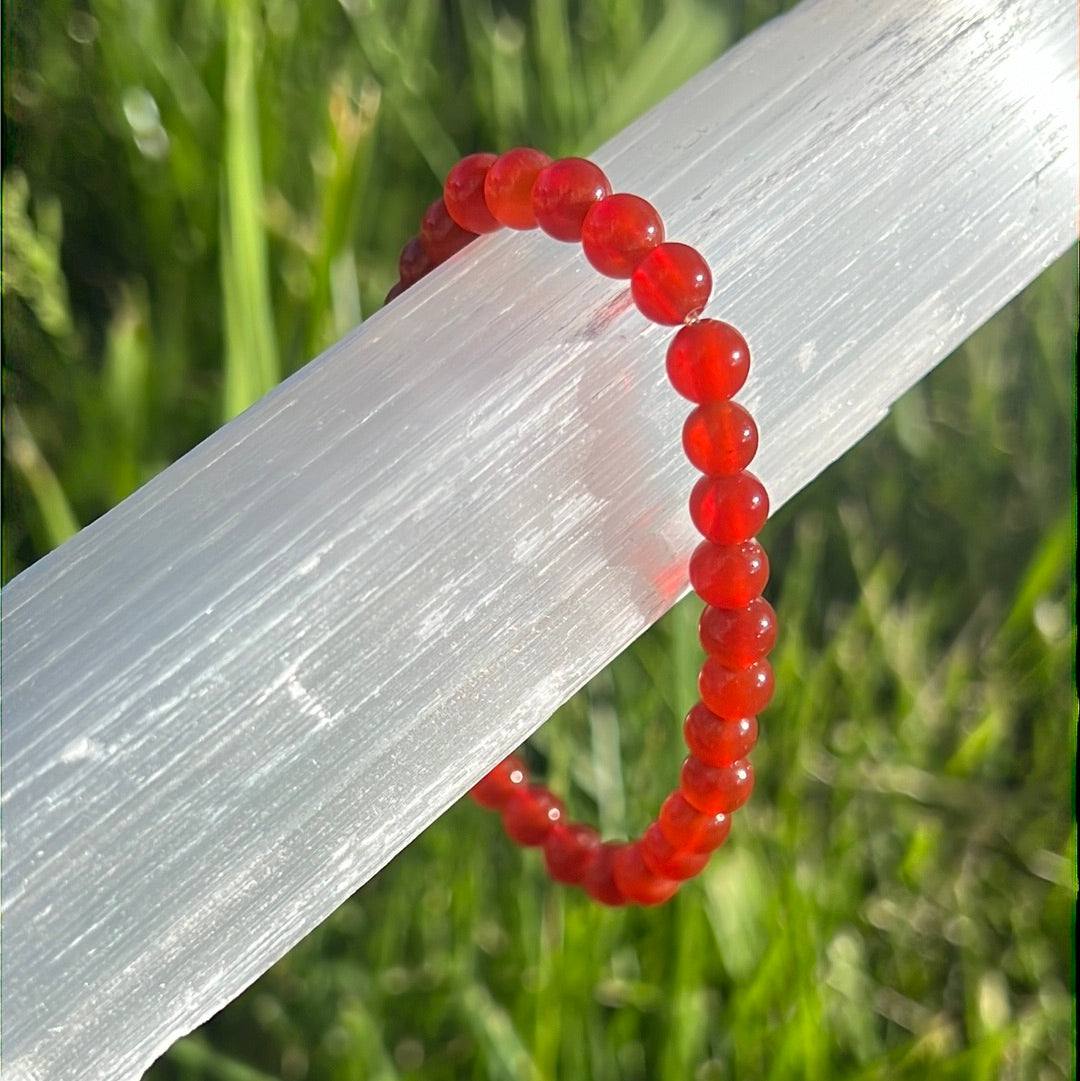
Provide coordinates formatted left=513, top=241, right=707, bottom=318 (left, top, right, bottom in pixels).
left=2, top=2, right=1075, bottom=1079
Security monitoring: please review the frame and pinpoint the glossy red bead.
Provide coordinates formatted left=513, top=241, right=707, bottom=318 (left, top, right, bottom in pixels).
left=444, top=152, right=501, bottom=234
left=502, top=785, right=565, bottom=846
left=543, top=823, right=602, bottom=885
left=640, top=822, right=710, bottom=880
left=398, top=236, right=434, bottom=286
left=658, top=790, right=732, bottom=854
left=630, top=242, right=712, bottom=325
left=666, top=319, right=751, bottom=402
left=582, top=841, right=628, bottom=906
left=683, top=704, right=758, bottom=767
left=699, top=658, right=774, bottom=719
left=689, top=470, right=769, bottom=544
left=531, top=157, right=612, bottom=241
left=612, top=842, right=680, bottom=905
left=469, top=755, right=528, bottom=809
left=483, top=147, right=553, bottom=230
left=699, top=598, right=777, bottom=667
left=580, top=193, right=664, bottom=278
left=689, top=539, right=769, bottom=609
left=419, top=197, right=476, bottom=262
left=683, top=401, right=759, bottom=474
left=680, top=756, right=755, bottom=815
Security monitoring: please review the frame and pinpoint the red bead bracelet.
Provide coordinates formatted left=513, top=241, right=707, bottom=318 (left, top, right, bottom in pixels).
left=386, top=150, right=775, bottom=906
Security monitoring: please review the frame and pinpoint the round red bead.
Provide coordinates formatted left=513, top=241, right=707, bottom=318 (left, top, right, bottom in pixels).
left=680, top=756, right=755, bottom=815
left=484, top=147, right=552, bottom=230
left=543, top=822, right=602, bottom=885
left=469, top=755, right=528, bottom=809
left=639, top=822, right=710, bottom=880
left=683, top=401, right=759, bottom=474
left=420, top=197, right=477, bottom=262
left=699, top=598, right=777, bottom=667
left=630, top=242, right=712, bottom=325
left=689, top=539, right=769, bottom=609
left=658, top=790, right=732, bottom=854
left=580, top=193, right=664, bottom=278
left=502, top=785, right=565, bottom=846
left=531, top=157, right=612, bottom=241
left=666, top=319, right=751, bottom=402
left=444, top=152, right=501, bottom=234
left=612, top=842, right=680, bottom=905
left=683, top=704, right=758, bottom=767
left=582, top=841, right=628, bottom=906
left=699, top=658, right=774, bottom=719
left=689, top=471, right=769, bottom=544
left=398, top=236, right=434, bottom=286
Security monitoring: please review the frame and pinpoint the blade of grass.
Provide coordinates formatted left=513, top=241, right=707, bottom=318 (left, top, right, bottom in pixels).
left=102, top=283, right=152, bottom=503
left=305, top=74, right=381, bottom=354
left=530, top=0, right=585, bottom=145
left=999, top=510, right=1073, bottom=641
left=3, top=404, right=80, bottom=550
left=578, top=0, right=732, bottom=152
left=343, top=5, right=460, bottom=181
left=1, top=169, right=79, bottom=353
left=458, top=983, right=545, bottom=1081
left=166, top=1035, right=281, bottom=1081
left=221, top=0, right=280, bottom=420
left=588, top=670, right=629, bottom=838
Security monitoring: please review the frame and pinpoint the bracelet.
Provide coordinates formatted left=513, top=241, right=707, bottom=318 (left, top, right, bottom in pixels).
left=386, top=149, right=776, bottom=906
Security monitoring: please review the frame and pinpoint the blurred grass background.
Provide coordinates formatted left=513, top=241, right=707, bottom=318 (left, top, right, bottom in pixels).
left=2, top=1, right=1075, bottom=1079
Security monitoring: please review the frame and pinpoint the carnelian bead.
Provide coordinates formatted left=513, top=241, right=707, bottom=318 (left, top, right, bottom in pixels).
left=444, top=152, right=501, bottom=234
left=689, top=471, right=769, bottom=544
left=699, top=598, right=777, bottom=667
left=680, top=756, right=755, bottom=815
left=658, top=791, right=732, bottom=854
left=666, top=319, right=751, bottom=402
left=502, top=785, right=565, bottom=846
left=420, top=197, right=477, bottom=262
left=689, top=539, right=769, bottom=609
left=640, top=822, right=710, bottom=880
left=612, top=842, right=680, bottom=905
left=531, top=157, right=612, bottom=241
left=543, top=823, right=602, bottom=885
left=683, top=401, right=759, bottom=474
left=582, top=842, right=628, bottom=906
left=630, top=242, right=712, bottom=325
left=683, top=704, right=758, bottom=766
left=398, top=236, right=434, bottom=286
left=483, top=147, right=552, bottom=230
left=580, top=193, right=664, bottom=278
left=469, top=754, right=528, bottom=809
left=699, top=658, right=774, bottom=719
